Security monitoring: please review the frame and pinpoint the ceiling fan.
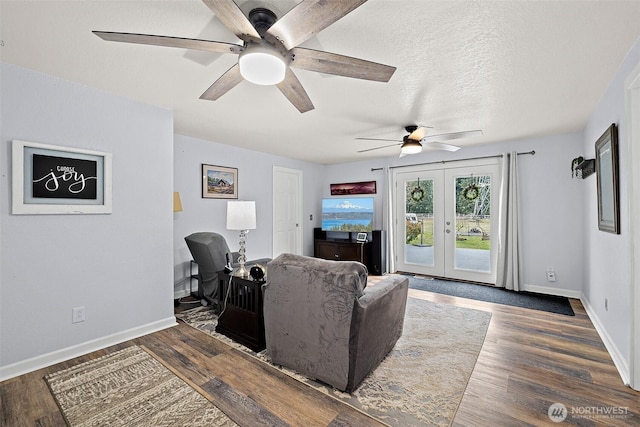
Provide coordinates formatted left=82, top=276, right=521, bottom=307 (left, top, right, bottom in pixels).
left=357, top=125, right=483, bottom=157
left=92, top=0, right=396, bottom=113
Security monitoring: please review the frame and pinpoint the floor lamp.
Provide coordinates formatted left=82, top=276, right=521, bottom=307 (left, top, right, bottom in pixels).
left=226, top=201, right=256, bottom=277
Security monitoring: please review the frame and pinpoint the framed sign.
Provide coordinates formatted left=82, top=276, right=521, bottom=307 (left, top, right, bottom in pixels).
left=595, top=124, right=620, bottom=234
left=202, top=164, right=238, bottom=199
left=12, top=140, right=112, bottom=215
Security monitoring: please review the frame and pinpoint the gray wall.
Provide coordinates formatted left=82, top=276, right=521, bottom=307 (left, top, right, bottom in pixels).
left=172, top=134, right=325, bottom=297
left=0, top=63, right=175, bottom=379
left=582, top=35, right=640, bottom=373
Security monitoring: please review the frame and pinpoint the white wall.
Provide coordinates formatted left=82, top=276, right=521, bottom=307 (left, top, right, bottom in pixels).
left=0, top=63, right=175, bottom=380
left=172, top=134, right=324, bottom=297
left=325, top=133, right=585, bottom=296
left=582, top=36, right=640, bottom=377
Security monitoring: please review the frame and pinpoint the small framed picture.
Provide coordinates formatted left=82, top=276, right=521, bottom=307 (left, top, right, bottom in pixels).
left=356, top=232, right=368, bottom=242
left=202, top=164, right=238, bottom=199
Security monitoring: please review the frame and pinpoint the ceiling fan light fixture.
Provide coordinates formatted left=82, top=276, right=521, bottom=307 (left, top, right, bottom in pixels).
left=400, top=139, right=422, bottom=155
left=239, top=44, right=286, bottom=86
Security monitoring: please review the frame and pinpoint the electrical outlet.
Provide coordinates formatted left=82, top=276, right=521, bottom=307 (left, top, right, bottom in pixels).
left=546, top=271, right=556, bottom=282
left=72, top=306, right=85, bottom=324
left=605, top=298, right=608, bottom=311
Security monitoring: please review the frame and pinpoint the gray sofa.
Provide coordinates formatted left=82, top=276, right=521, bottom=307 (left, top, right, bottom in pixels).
left=263, top=253, right=409, bottom=392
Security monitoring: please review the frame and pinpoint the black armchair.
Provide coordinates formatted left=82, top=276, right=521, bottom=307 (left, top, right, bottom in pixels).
left=184, top=232, right=270, bottom=309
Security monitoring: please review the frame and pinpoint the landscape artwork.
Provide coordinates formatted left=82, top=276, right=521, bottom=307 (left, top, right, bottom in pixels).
left=322, top=197, right=374, bottom=232
left=202, top=164, right=237, bottom=199
left=330, top=180, right=377, bottom=195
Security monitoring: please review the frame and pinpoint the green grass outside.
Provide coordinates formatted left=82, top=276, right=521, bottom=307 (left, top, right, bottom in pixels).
left=406, top=217, right=491, bottom=250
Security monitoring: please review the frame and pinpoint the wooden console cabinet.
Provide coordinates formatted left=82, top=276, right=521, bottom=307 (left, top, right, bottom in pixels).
left=314, top=228, right=386, bottom=275
left=315, top=239, right=368, bottom=264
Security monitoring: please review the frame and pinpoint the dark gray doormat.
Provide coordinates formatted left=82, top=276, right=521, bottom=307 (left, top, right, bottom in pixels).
left=406, top=275, right=575, bottom=316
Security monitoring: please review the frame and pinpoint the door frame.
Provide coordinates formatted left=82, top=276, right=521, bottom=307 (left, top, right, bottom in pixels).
left=392, top=157, right=501, bottom=284
left=625, top=59, right=640, bottom=390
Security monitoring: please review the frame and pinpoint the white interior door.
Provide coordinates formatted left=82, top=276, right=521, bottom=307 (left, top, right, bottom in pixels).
left=394, top=160, right=500, bottom=284
left=273, top=166, right=302, bottom=257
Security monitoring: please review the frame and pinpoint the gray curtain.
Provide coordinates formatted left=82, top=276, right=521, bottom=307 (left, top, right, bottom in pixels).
left=384, top=166, right=396, bottom=274
left=496, top=152, right=522, bottom=290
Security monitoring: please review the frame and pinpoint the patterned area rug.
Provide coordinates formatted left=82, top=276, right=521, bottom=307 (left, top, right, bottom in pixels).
left=45, top=345, right=237, bottom=427
left=177, top=297, right=491, bottom=427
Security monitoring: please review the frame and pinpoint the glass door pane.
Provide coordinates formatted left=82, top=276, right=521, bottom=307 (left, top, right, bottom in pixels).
left=404, top=177, right=435, bottom=267
left=453, top=175, right=492, bottom=273
left=395, top=170, right=444, bottom=277
left=444, top=164, right=498, bottom=284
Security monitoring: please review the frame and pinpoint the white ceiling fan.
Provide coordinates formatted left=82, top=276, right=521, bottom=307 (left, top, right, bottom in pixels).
left=357, top=125, right=483, bottom=157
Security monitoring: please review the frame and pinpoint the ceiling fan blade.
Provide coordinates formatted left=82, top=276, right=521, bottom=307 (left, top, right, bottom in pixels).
left=93, top=31, right=243, bottom=54
left=355, top=137, right=402, bottom=142
left=199, top=64, right=243, bottom=101
left=267, top=0, right=367, bottom=50
left=424, top=141, right=462, bottom=152
left=422, top=129, right=483, bottom=143
left=201, top=0, right=261, bottom=42
left=357, top=143, right=401, bottom=153
left=276, top=68, right=315, bottom=113
left=408, top=126, right=430, bottom=141
left=291, top=48, right=395, bottom=82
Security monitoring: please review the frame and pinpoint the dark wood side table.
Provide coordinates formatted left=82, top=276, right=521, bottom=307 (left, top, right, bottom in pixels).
left=215, top=272, right=266, bottom=352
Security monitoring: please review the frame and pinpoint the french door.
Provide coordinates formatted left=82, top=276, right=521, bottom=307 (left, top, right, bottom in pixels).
left=394, top=160, right=500, bottom=284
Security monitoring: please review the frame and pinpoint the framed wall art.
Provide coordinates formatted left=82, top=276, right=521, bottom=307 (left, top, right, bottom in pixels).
left=12, top=140, right=112, bottom=215
left=202, top=164, right=238, bottom=199
left=330, top=180, right=377, bottom=195
left=595, top=123, right=620, bottom=234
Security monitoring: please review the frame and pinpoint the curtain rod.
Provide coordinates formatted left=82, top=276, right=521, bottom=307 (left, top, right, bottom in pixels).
left=370, top=150, right=535, bottom=172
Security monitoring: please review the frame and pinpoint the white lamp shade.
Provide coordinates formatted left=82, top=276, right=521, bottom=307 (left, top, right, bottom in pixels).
left=401, top=140, right=422, bottom=155
left=227, top=201, right=256, bottom=230
left=239, top=44, right=286, bottom=85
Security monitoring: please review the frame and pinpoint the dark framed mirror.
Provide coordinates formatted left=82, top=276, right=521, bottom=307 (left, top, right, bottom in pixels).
left=595, top=123, right=620, bottom=234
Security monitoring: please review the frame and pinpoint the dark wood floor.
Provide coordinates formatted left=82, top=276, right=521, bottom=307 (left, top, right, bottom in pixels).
left=2, top=289, right=639, bottom=426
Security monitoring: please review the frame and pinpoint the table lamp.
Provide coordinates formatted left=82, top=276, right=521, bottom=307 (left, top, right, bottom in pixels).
left=226, top=201, right=256, bottom=277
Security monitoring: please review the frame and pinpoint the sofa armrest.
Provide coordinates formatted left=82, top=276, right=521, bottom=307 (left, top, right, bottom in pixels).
left=347, top=275, right=409, bottom=391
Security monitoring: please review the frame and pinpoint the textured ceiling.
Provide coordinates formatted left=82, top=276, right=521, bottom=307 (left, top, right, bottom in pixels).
left=2, top=0, right=640, bottom=164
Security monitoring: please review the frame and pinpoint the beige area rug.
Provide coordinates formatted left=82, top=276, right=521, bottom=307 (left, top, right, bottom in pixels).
left=45, top=345, right=237, bottom=427
left=177, top=297, right=491, bottom=426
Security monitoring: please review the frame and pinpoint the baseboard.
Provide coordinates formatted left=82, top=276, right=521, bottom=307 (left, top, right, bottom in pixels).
left=0, top=316, right=177, bottom=382
left=520, top=283, right=582, bottom=299
left=174, top=288, right=190, bottom=299
left=580, top=293, right=630, bottom=386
